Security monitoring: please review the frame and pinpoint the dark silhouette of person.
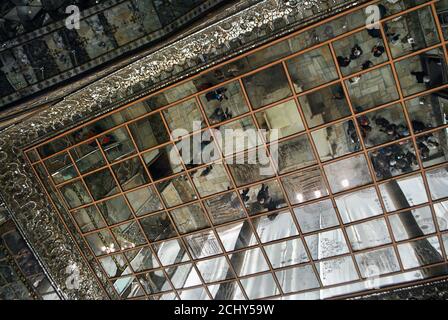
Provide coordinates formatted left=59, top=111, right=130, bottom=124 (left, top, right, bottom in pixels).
left=411, top=71, right=430, bottom=84
left=362, top=60, right=373, bottom=70
left=337, top=56, right=351, bottom=68
left=350, top=44, right=363, bottom=60
left=257, top=184, right=270, bottom=204
left=372, top=45, right=385, bottom=57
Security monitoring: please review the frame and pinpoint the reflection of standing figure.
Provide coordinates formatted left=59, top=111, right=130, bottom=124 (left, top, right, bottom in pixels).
left=350, top=44, right=363, bottom=60
left=257, top=184, right=270, bottom=205
left=205, top=87, right=228, bottom=102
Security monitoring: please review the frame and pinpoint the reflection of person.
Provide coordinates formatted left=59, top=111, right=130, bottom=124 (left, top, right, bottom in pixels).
left=337, top=56, right=351, bottom=68
left=367, top=28, right=381, bottom=39
left=205, top=87, right=228, bottom=102
left=349, top=76, right=361, bottom=84
left=242, top=184, right=281, bottom=213
left=412, top=120, right=429, bottom=133
left=362, top=60, right=373, bottom=70
left=210, top=106, right=232, bottom=123
left=388, top=33, right=401, bottom=45
left=332, top=86, right=345, bottom=100
left=241, top=188, right=250, bottom=202
left=200, top=165, right=213, bottom=177
left=372, top=45, right=385, bottom=57
left=411, top=71, right=430, bottom=84
left=350, top=44, right=363, bottom=60
left=257, top=184, right=270, bottom=204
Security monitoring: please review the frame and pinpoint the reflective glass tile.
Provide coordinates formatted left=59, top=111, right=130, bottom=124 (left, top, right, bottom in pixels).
left=70, top=140, right=106, bottom=174
left=72, top=205, right=106, bottom=232
left=229, top=248, right=269, bottom=277
left=84, top=169, right=119, bottom=200
left=434, top=200, right=448, bottom=231
left=163, top=98, right=204, bottom=135
left=215, top=116, right=262, bottom=157
left=417, top=129, right=448, bottom=168
left=346, top=218, right=392, bottom=251
left=286, top=45, right=338, bottom=92
left=264, top=238, right=309, bottom=269
left=298, top=83, right=351, bottom=128
left=226, top=148, right=275, bottom=187
left=143, top=144, right=183, bottom=181
left=281, top=167, right=329, bottom=205
left=384, top=6, right=440, bottom=58
left=85, top=230, right=118, bottom=256
left=398, top=236, right=443, bottom=269
left=379, top=174, right=428, bottom=212
left=196, top=256, right=235, bottom=283
left=137, top=270, right=171, bottom=294
left=369, top=140, right=419, bottom=181
left=240, top=180, right=287, bottom=216
left=333, top=29, right=388, bottom=76
left=305, top=229, right=350, bottom=260
left=166, top=263, right=202, bottom=289
left=184, top=230, right=223, bottom=259
left=255, top=100, right=305, bottom=142
left=169, top=203, right=210, bottom=234
left=125, top=246, right=159, bottom=272
left=140, top=212, right=177, bottom=242
left=153, top=239, right=190, bottom=266
left=406, top=90, right=448, bottom=133
left=199, top=81, right=249, bottom=125
left=217, top=221, right=257, bottom=252
left=275, top=264, right=320, bottom=294
left=114, top=276, right=145, bottom=299
left=203, top=192, right=246, bottom=225
left=293, top=199, right=339, bottom=233
left=190, top=163, right=232, bottom=197
left=59, top=180, right=92, bottom=209
left=99, top=254, right=132, bottom=278
left=128, top=113, right=170, bottom=151
left=252, top=211, right=298, bottom=243
left=389, top=206, right=436, bottom=241
left=111, top=221, right=147, bottom=250
left=335, top=187, right=383, bottom=223
left=242, top=64, right=292, bottom=109
left=316, top=256, right=359, bottom=286
left=112, top=157, right=150, bottom=191
left=273, top=134, right=316, bottom=174
left=426, top=165, right=448, bottom=200
left=179, top=287, right=210, bottom=300
left=241, top=273, right=280, bottom=299
left=357, top=103, right=409, bottom=148
left=355, top=247, right=400, bottom=278
left=395, top=48, right=447, bottom=97
left=125, top=186, right=163, bottom=217
left=345, top=66, right=399, bottom=112
left=99, top=127, right=136, bottom=162
left=311, top=120, right=361, bottom=161
left=208, top=281, right=246, bottom=300
left=44, top=152, right=78, bottom=184
left=324, top=154, right=372, bottom=193
left=156, top=174, right=197, bottom=208
left=175, top=129, right=221, bottom=170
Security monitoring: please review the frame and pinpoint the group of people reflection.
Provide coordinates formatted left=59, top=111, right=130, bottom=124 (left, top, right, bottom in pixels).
left=368, top=118, right=440, bottom=179
left=205, top=87, right=234, bottom=123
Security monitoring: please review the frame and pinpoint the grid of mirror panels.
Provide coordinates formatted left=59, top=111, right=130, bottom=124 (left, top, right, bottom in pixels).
left=0, top=222, right=60, bottom=300
left=25, top=0, right=448, bottom=300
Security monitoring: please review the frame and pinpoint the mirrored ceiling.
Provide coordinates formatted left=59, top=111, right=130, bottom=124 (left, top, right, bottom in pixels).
left=21, top=0, right=448, bottom=300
